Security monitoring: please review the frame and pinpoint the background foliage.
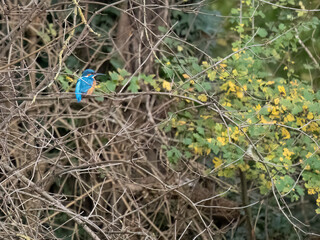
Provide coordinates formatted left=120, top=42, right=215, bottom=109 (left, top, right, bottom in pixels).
left=1, top=0, right=320, bottom=239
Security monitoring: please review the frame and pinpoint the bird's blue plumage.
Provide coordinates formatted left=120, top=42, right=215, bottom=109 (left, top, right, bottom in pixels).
left=82, top=69, right=95, bottom=76
left=75, top=69, right=103, bottom=102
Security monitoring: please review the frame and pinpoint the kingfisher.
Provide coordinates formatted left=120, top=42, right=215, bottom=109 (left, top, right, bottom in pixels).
left=75, top=69, right=104, bottom=102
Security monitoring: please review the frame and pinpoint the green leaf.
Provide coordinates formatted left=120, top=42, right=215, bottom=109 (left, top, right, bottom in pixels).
left=278, top=23, right=285, bottom=31
left=303, top=63, right=314, bottom=70
left=37, top=31, right=50, bottom=43
left=104, top=81, right=117, bottom=92
left=292, top=105, right=303, bottom=115
left=143, top=74, right=155, bottom=84
left=231, top=8, right=238, bottom=14
left=196, top=126, right=205, bottom=135
left=257, top=28, right=268, bottom=38
left=259, top=106, right=269, bottom=115
left=210, top=143, right=219, bottom=155
left=57, top=75, right=68, bottom=91
left=183, top=138, right=192, bottom=145
left=47, top=23, right=57, bottom=37
left=109, top=71, right=119, bottom=81
left=158, top=26, right=167, bottom=33
left=118, top=68, right=130, bottom=77
left=184, top=151, right=192, bottom=158
left=303, top=89, right=314, bottom=101
left=95, top=96, right=104, bottom=102
left=183, top=111, right=193, bottom=119
left=127, top=77, right=140, bottom=92
left=167, top=147, right=182, bottom=164
left=65, top=67, right=73, bottom=75
left=280, top=99, right=292, bottom=109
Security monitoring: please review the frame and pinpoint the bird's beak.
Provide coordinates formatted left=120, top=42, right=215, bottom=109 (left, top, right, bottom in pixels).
left=94, top=73, right=105, bottom=76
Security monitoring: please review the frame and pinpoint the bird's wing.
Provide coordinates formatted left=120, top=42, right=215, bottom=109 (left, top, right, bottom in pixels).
left=79, top=76, right=95, bottom=93
left=75, top=78, right=83, bottom=102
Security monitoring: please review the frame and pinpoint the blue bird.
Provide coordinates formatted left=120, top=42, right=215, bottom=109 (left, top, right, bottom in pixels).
left=75, top=69, right=104, bottom=102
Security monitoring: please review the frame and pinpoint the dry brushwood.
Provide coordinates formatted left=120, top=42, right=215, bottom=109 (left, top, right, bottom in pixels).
left=0, top=1, right=242, bottom=240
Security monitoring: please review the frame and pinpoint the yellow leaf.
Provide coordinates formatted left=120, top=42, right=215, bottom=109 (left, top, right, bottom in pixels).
left=278, top=85, right=286, bottom=96
left=260, top=116, right=275, bottom=124
left=66, top=76, right=74, bottom=82
left=271, top=106, right=280, bottom=118
left=308, top=188, right=316, bottom=195
left=219, top=63, right=227, bottom=68
left=287, top=113, right=294, bottom=122
left=308, top=122, right=319, bottom=132
left=266, top=181, right=272, bottom=189
left=206, top=148, right=211, bottom=155
left=243, top=85, right=247, bottom=91
left=232, top=69, right=238, bottom=76
left=281, top=128, right=291, bottom=139
left=216, top=38, right=228, bottom=46
left=254, top=104, right=261, bottom=111
left=201, top=115, right=211, bottom=120
left=228, top=81, right=236, bottom=92
left=236, top=90, right=243, bottom=98
left=198, top=94, right=208, bottom=102
left=306, top=152, right=313, bottom=158
left=182, top=74, right=190, bottom=79
left=217, top=136, right=227, bottom=146
left=239, top=163, right=249, bottom=171
left=207, top=70, right=216, bottom=81
left=213, top=157, right=223, bottom=168
left=283, top=147, right=294, bottom=159
left=194, top=146, right=203, bottom=155
left=222, top=102, right=232, bottom=107
left=177, top=45, right=183, bottom=52
left=231, top=127, right=240, bottom=141
left=299, top=1, right=306, bottom=10
left=296, top=117, right=305, bottom=126
left=219, top=72, right=230, bottom=79
left=177, top=120, right=186, bottom=125
left=162, top=80, right=171, bottom=91
left=266, top=81, right=275, bottom=85
left=307, top=112, right=314, bottom=120
left=290, top=80, right=299, bottom=86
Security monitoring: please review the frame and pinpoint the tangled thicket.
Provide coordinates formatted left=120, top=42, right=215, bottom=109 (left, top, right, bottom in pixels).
left=1, top=0, right=320, bottom=240
left=0, top=1, right=240, bottom=239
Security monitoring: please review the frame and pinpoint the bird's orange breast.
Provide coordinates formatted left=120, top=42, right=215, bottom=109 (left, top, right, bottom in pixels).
left=86, top=80, right=96, bottom=95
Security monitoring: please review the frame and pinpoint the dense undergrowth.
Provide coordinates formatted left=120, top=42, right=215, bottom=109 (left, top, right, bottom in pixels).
left=1, top=0, right=320, bottom=239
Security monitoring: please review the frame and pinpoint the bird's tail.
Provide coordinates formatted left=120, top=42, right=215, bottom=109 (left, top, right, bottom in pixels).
left=75, top=80, right=82, bottom=102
